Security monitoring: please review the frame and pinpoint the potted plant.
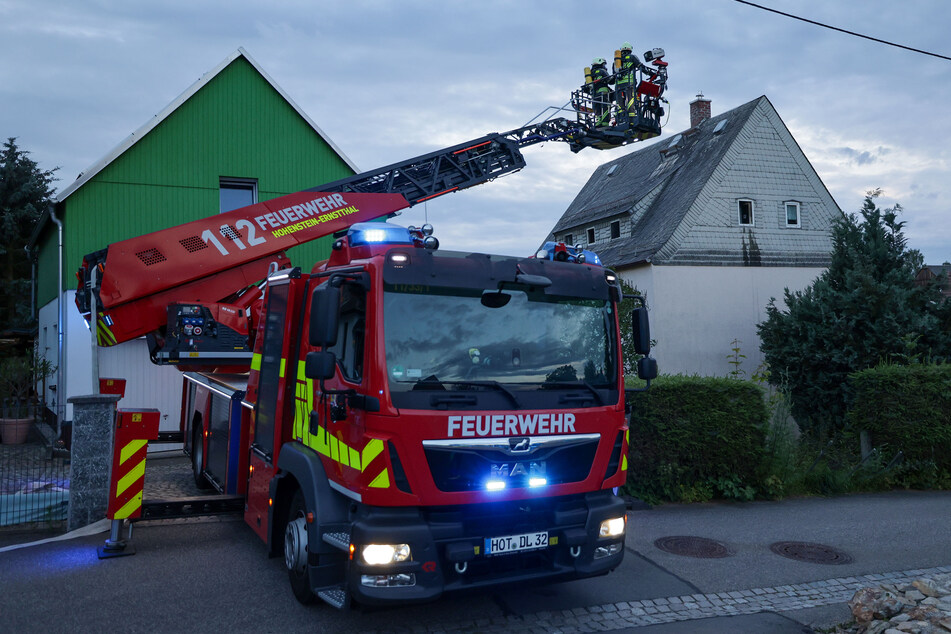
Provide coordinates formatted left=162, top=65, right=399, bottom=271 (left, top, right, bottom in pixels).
left=0, top=353, right=55, bottom=444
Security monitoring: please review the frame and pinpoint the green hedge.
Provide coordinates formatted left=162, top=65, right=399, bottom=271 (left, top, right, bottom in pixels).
left=848, top=364, right=951, bottom=485
left=624, top=375, right=769, bottom=504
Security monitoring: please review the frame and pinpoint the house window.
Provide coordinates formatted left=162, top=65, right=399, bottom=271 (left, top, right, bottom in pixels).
left=784, top=201, right=801, bottom=228
left=587, top=228, right=596, bottom=244
left=738, top=199, right=754, bottom=226
left=220, top=177, right=258, bottom=213
left=610, top=220, right=621, bottom=239
left=564, top=233, right=573, bottom=246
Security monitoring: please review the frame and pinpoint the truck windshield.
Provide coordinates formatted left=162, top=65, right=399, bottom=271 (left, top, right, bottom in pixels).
left=383, top=285, right=617, bottom=409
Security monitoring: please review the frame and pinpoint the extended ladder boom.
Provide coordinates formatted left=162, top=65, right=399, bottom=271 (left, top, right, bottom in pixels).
left=76, top=55, right=670, bottom=359
left=300, top=118, right=583, bottom=203
left=76, top=119, right=587, bottom=349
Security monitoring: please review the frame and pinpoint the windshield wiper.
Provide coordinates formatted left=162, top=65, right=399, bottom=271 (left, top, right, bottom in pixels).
left=542, top=380, right=605, bottom=406
left=416, top=378, right=522, bottom=409
left=455, top=381, right=521, bottom=409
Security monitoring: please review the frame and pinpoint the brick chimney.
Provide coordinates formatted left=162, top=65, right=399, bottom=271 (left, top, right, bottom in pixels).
left=690, top=93, right=711, bottom=128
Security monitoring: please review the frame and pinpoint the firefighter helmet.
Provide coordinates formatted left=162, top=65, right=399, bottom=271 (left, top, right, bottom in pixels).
left=621, top=42, right=633, bottom=52
left=592, top=57, right=606, bottom=66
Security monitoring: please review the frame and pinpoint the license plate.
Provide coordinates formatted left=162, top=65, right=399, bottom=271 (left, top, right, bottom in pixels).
left=484, top=531, right=548, bottom=556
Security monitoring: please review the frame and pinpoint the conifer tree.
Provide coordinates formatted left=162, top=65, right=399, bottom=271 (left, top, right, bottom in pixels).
left=758, top=192, right=951, bottom=437
left=0, top=137, right=57, bottom=330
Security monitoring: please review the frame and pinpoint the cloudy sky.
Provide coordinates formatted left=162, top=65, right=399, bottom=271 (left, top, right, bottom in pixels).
left=3, top=0, right=949, bottom=264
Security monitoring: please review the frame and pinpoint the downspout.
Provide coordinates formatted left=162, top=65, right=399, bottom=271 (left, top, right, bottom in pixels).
left=49, top=204, right=66, bottom=439
left=25, top=245, right=36, bottom=322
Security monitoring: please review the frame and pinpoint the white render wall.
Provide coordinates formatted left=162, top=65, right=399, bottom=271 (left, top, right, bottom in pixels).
left=620, top=265, right=824, bottom=377
left=37, top=293, right=183, bottom=431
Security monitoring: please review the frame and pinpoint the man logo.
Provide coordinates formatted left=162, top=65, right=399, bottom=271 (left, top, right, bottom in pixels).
left=509, top=437, right=531, bottom=453
left=490, top=462, right=546, bottom=478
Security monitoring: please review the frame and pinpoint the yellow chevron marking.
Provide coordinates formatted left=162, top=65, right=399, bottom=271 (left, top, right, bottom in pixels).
left=116, top=459, right=146, bottom=497
left=96, top=313, right=117, bottom=345
left=279, top=358, right=286, bottom=378
left=97, top=323, right=116, bottom=346
left=120, top=439, right=148, bottom=464
left=368, top=468, right=390, bottom=489
left=293, top=361, right=384, bottom=475
left=251, top=353, right=261, bottom=371
left=114, top=491, right=142, bottom=519
left=361, top=438, right=384, bottom=467
left=337, top=433, right=349, bottom=467
left=621, top=454, right=628, bottom=471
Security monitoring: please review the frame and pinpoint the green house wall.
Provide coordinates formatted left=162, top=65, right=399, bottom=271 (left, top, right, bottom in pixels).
left=37, top=55, right=354, bottom=306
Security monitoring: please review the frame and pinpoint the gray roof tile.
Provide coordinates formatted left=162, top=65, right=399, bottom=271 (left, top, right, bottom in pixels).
left=549, top=97, right=764, bottom=267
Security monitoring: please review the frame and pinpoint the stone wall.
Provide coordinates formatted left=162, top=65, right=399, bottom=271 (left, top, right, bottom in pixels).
left=842, top=574, right=951, bottom=633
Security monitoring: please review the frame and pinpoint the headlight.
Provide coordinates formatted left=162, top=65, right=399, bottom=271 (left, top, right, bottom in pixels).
left=362, top=543, right=411, bottom=565
left=599, top=516, right=626, bottom=538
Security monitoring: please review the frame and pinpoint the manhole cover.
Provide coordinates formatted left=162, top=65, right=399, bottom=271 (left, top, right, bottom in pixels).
left=654, top=536, right=732, bottom=559
left=769, top=541, right=854, bottom=565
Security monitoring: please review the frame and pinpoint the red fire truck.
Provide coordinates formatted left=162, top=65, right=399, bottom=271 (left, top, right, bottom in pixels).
left=76, top=56, right=666, bottom=608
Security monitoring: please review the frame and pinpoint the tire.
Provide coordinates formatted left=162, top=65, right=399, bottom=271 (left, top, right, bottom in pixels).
left=285, top=490, right=316, bottom=604
left=191, top=422, right=212, bottom=490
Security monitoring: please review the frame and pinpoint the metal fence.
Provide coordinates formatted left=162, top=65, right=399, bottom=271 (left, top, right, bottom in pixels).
left=0, top=405, right=69, bottom=529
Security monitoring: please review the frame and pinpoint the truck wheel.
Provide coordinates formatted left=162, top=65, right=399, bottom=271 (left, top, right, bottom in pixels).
left=285, top=490, right=316, bottom=604
left=191, top=423, right=212, bottom=490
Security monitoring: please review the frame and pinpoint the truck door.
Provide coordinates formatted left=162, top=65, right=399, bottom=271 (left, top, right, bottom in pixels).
left=253, top=277, right=293, bottom=462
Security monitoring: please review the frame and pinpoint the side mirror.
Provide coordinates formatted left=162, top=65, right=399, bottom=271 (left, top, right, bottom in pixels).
left=309, top=284, right=340, bottom=347
left=632, top=307, right=651, bottom=355
left=305, top=350, right=336, bottom=380
left=637, top=356, right=658, bottom=381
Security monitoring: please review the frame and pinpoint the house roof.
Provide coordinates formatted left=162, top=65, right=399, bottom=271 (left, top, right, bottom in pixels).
left=921, top=264, right=951, bottom=276
left=30, top=48, right=357, bottom=246
left=551, top=97, right=763, bottom=268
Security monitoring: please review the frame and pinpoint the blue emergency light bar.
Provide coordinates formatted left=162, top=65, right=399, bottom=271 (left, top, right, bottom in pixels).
left=535, top=241, right=602, bottom=266
left=347, top=222, right=415, bottom=247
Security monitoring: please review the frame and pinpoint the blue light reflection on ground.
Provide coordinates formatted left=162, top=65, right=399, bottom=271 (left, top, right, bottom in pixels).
left=3, top=540, right=102, bottom=582
left=44, top=542, right=100, bottom=572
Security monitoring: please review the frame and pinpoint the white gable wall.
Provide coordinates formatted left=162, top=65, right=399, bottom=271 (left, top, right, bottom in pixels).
left=660, top=99, right=839, bottom=265
left=38, top=294, right=184, bottom=433
left=620, top=264, right=823, bottom=377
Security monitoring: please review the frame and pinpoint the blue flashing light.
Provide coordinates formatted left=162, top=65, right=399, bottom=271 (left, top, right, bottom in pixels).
left=535, top=241, right=603, bottom=266
left=347, top=222, right=414, bottom=247
left=581, top=249, right=602, bottom=266
left=485, top=480, right=506, bottom=491
left=528, top=477, right=548, bottom=488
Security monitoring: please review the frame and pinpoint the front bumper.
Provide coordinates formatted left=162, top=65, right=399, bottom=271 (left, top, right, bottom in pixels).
left=345, top=490, right=626, bottom=605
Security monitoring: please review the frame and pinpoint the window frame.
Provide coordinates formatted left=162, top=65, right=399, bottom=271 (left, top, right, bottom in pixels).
left=564, top=233, right=573, bottom=246
left=610, top=220, right=621, bottom=240
left=586, top=227, right=596, bottom=244
left=219, top=177, right=258, bottom=214
left=784, top=200, right=802, bottom=228
left=737, top=199, right=755, bottom=227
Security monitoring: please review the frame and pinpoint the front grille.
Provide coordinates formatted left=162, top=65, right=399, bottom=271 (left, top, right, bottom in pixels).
left=424, top=438, right=598, bottom=492
left=422, top=495, right=591, bottom=585
left=424, top=496, right=585, bottom=540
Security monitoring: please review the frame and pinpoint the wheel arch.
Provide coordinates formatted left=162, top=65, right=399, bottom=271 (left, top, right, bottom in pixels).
left=268, top=441, right=349, bottom=557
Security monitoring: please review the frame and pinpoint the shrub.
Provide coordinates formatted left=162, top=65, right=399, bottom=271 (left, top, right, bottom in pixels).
left=757, top=194, right=951, bottom=439
left=623, top=375, right=769, bottom=504
left=847, top=364, right=951, bottom=488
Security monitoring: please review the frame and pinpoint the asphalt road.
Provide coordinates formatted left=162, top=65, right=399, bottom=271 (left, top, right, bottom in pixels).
left=1, top=490, right=948, bottom=633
